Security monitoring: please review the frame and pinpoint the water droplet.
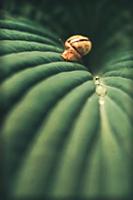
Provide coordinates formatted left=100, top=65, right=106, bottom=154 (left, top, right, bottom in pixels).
left=96, top=84, right=107, bottom=97
left=94, top=76, right=100, bottom=85
left=94, top=75, right=107, bottom=105
left=99, top=97, right=105, bottom=105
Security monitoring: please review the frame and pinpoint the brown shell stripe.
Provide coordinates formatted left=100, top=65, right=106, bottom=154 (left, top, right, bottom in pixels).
left=68, top=38, right=89, bottom=44
left=70, top=43, right=82, bottom=56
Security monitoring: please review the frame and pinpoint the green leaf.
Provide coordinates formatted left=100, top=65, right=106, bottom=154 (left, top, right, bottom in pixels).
left=1, top=0, right=133, bottom=199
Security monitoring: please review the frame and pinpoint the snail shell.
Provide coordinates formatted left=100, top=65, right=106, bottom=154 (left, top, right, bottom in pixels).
left=62, top=35, right=92, bottom=61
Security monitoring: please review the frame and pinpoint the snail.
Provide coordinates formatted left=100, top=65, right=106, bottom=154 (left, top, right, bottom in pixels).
left=61, top=35, right=92, bottom=61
